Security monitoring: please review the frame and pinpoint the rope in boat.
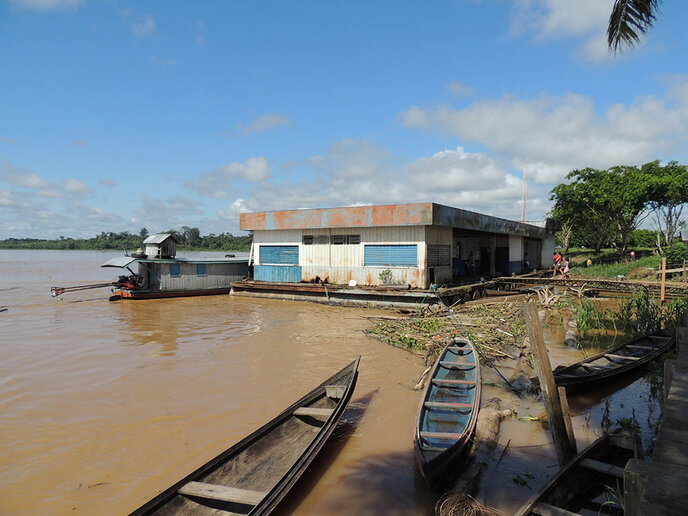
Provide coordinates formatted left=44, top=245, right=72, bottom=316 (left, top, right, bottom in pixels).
left=430, top=284, right=522, bottom=398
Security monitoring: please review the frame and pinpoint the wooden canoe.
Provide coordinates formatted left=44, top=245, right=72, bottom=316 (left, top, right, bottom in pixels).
left=413, top=338, right=481, bottom=485
left=515, top=431, right=641, bottom=516
left=551, top=328, right=675, bottom=390
left=129, top=357, right=360, bottom=516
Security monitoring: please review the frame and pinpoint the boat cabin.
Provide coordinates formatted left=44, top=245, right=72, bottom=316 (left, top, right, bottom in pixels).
left=143, top=233, right=178, bottom=259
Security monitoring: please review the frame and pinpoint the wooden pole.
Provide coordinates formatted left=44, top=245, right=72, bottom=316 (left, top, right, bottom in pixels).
left=661, top=257, right=667, bottom=303
left=523, top=303, right=577, bottom=466
left=558, top=386, right=577, bottom=456
left=683, top=259, right=686, bottom=283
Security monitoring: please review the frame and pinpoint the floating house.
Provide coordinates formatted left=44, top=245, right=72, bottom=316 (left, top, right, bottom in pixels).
left=240, top=203, right=555, bottom=289
left=101, top=233, right=249, bottom=300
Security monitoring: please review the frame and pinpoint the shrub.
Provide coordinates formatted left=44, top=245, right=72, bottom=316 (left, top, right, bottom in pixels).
left=664, top=242, right=688, bottom=267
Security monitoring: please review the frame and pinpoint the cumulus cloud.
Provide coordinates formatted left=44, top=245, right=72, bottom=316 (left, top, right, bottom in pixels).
left=9, top=0, right=84, bottom=11
left=130, top=15, right=156, bottom=37
left=237, top=113, right=292, bottom=135
left=398, top=78, right=688, bottom=184
left=133, top=195, right=203, bottom=231
left=511, top=0, right=615, bottom=63
left=63, top=178, right=91, bottom=195
left=0, top=137, right=17, bottom=145
left=214, top=140, right=534, bottom=223
left=188, top=157, right=272, bottom=198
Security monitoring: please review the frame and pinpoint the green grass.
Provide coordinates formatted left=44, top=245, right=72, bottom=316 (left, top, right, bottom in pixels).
left=569, top=255, right=661, bottom=278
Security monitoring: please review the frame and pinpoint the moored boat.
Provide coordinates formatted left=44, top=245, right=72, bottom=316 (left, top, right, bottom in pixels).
left=551, top=328, right=675, bottom=390
left=515, top=431, right=641, bottom=516
left=413, top=338, right=481, bottom=485
left=102, top=233, right=249, bottom=301
left=129, top=357, right=359, bottom=516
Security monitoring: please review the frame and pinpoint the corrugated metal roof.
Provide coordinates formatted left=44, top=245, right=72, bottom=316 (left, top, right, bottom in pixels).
left=240, top=203, right=548, bottom=238
left=101, top=256, right=139, bottom=268
left=143, top=233, right=178, bottom=244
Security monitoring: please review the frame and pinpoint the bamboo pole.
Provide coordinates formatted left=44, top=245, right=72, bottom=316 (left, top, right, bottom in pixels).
left=661, top=257, right=667, bottom=303
left=523, top=303, right=576, bottom=466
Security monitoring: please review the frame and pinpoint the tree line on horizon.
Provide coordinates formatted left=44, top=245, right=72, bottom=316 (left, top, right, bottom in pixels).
left=0, top=226, right=252, bottom=252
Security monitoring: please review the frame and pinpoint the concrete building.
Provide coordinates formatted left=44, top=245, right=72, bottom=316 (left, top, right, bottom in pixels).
left=240, top=203, right=555, bottom=289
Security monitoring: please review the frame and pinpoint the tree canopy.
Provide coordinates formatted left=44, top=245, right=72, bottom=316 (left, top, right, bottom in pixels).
left=550, top=161, right=687, bottom=254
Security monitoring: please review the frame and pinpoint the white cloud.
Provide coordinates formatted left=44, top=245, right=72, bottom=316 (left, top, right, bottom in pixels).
left=188, top=157, right=272, bottom=198
left=448, top=81, right=474, bottom=97
left=511, top=0, right=615, bottom=63
left=9, top=0, right=84, bottom=11
left=63, top=178, right=91, bottom=195
left=130, top=15, right=156, bottom=37
left=398, top=79, right=688, bottom=183
left=237, top=113, right=292, bottom=135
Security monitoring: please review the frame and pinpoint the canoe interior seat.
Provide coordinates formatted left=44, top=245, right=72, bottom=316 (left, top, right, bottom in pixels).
left=424, top=401, right=472, bottom=410
left=325, top=385, right=346, bottom=399
left=626, top=344, right=652, bottom=350
left=532, top=501, right=581, bottom=515
left=579, top=458, right=625, bottom=478
left=431, top=379, right=476, bottom=386
left=420, top=431, right=462, bottom=440
left=604, top=353, right=641, bottom=362
left=293, top=406, right=334, bottom=418
left=178, top=481, right=267, bottom=505
left=439, top=361, right=476, bottom=369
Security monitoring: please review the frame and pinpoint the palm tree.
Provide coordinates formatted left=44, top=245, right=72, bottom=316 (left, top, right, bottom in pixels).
left=608, top=0, right=662, bottom=53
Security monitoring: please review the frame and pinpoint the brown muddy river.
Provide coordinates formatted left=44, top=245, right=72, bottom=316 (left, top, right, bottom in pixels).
left=0, top=251, right=664, bottom=515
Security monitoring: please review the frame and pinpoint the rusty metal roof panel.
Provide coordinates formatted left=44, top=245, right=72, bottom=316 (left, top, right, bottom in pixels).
left=241, top=202, right=547, bottom=238
left=241, top=203, right=433, bottom=230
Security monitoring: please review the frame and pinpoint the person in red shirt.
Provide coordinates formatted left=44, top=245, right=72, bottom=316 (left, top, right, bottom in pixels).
left=552, top=252, right=562, bottom=277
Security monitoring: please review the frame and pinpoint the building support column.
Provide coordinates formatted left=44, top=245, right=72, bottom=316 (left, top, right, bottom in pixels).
left=489, top=235, right=496, bottom=277
left=509, top=236, right=524, bottom=275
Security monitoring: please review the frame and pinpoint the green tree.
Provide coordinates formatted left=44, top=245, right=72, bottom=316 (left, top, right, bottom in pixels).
left=551, top=166, right=649, bottom=255
left=642, top=161, right=688, bottom=247
left=608, top=0, right=661, bottom=53
left=139, top=227, right=149, bottom=239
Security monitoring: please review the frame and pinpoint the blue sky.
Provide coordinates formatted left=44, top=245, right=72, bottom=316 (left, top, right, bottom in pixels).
left=1, top=0, right=687, bottom=238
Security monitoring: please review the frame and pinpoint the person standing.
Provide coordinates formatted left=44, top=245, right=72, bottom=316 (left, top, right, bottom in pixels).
left=552, top=251, right=562, bottom=277
left=562, top=256, right=570, bottom=278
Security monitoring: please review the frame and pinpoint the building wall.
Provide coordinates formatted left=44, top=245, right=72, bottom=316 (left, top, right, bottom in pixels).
left=253, top=227, right=429, bottom=287
left=541, top=237, right=555, bottom=269
left=139, top=262, right=247, bottom=290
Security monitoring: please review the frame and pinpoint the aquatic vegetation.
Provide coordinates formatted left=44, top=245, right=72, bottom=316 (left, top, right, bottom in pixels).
left=615, top=290, right=688, bottom=334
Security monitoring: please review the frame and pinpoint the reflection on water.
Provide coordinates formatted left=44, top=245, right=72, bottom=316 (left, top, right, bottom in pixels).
left=0, top=251, right=666, bottom=515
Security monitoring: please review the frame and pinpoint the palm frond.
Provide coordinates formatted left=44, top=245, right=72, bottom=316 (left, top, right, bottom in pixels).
left=607, top=0, right=661, bottom=53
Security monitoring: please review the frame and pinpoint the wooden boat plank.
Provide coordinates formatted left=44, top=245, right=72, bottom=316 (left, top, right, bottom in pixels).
left=178, top=482, right=266, bottom=505
left=439, top=361, right=476, bottom=368
left=626, top=344, right=653, bottom=350
left=532, top=502, right=581, bottom=516
left=604, top=353, right=641, bottom=361
left=420, top=431, right=462, bottom=440
left=424, top=401, right=473, bottom=409
left=579, top=458, right=625, bottom=478
left=293, top=407, right=334, bottom=417
left=431, top=379, right=476, bottom=386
